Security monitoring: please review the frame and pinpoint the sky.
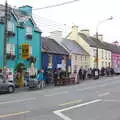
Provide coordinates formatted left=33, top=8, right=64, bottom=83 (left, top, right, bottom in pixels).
left=0, top=0, right=120, bottom=43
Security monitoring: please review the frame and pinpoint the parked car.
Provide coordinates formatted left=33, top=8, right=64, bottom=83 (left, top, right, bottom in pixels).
left=0, top=74, right=15, bottom=93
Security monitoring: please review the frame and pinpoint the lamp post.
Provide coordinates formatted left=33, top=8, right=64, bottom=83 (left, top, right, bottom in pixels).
left=96, top=16, right=113, bottom=68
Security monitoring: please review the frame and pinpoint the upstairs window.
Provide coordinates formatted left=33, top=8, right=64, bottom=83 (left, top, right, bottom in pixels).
left=93, top=48, right=96, bottom=57
left=6, top=44, right=15, bottom=55
left=7, top=21, right=14, bottom=32
left=26, top=26, right=32, bottom=35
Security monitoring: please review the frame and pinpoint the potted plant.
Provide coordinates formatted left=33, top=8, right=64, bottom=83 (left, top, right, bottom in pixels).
left=27, top=56, right=36, bottom=63
left=15, top=63, right=26, bottom=88
left=6, top=53, right=12, bottom=60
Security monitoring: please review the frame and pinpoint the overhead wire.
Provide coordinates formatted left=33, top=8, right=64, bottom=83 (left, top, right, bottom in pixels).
left=33, top=0, right=80, bottom=10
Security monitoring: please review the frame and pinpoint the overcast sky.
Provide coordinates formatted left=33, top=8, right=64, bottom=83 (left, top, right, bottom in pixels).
left=1, top=0, right=120, bottom=43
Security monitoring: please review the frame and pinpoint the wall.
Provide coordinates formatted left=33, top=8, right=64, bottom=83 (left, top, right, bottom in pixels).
left=0, top=12, right=41, bottom=72
left=71, top=54, right=89, bottom=73
left=0, top=23, right=4, bottom=68
left=112, top=53, right=120, bottom=73
left=42, top=53, right=67, bottom=71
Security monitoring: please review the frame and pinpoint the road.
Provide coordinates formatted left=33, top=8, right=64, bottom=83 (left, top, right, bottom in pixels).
left=0, top=76, right=120, bottom=120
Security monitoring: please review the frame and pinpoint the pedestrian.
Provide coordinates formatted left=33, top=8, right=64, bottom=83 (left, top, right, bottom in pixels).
left=82, top=68, right=87, bottom=80
left=37, top=69, right=45, bottom=89
left=87, top=68, right=92, bottom=79
left=53, top=68, right=58, bottom=86
left=79, top=67, right=83, bottom=80
left=101, top=67, right=105, bottom=76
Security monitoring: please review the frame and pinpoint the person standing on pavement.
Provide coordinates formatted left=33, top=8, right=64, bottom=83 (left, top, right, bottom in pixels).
left=37, top=69, right=45, bottom=89
left=79, top=67, right=83, bottom=80
left=82, top=68, right=87, bottom=80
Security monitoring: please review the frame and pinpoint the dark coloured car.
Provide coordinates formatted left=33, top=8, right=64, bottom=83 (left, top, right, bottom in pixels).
left=0, top=75, right=15, bottom=93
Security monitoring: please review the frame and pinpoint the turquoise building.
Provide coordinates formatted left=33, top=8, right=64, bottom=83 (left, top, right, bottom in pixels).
left=0, top=4, right=42, bottom=73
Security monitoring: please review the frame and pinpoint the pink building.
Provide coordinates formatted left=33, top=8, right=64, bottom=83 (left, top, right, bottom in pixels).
left=105, top=41, right=120, bottom=73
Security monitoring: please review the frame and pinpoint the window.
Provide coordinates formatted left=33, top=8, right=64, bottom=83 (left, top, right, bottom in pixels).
left=102, top=49, right=104, bottom=58
left=26, top=26, right=32, bottom=35
left=48, top=55, right=52, bottom=65
left=105, top=51, right=107, bottom=60
left=75, top=55, right=77, bottom=60
left=102, top=61, right=104, bottom=67
left=81, top=56, right=82, bottom=61
left=7, top=21, right=14, bottom=32
left=6, top=44, right=15, bottom=55
left=29, top=45, right=32, bottom=56
left=85, top=56, right=87, bottom=60
left=93, top=48, right=96, bottom=57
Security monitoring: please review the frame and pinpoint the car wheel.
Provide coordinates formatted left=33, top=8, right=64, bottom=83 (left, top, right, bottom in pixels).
left=8, top=86, right=15, bottom=93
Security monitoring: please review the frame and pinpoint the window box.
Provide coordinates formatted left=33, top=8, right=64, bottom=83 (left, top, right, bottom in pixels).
left=26, top=34, right=32, bottom=39
left=7, top=31, right=15, bottom=37
left=6, top=53, right=16, bottom=60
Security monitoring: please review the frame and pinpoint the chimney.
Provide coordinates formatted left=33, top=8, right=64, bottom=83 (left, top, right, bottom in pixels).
left=98, top=34, right=103, bottom=41
left=49, top=31, right=62, bottom=42
left=19, top=5, right=32, bottom=16
left=112, top=41, right=119, bottom=46
left=94, top=34, right=103, bottom=41
left=80, top=29, right=90, bottom=36
left=72, top=25, right=78, bottom=33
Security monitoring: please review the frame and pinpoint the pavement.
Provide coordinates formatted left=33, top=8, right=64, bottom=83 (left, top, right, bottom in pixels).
left=0, top=75, right=120, bottom=120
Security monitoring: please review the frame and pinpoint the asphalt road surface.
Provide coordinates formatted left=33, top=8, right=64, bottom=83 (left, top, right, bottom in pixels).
left=0, top=76, right=120, bottom=120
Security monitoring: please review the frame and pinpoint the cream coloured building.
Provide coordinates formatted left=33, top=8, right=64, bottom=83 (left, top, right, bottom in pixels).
left=67, top=25, right=112, bottom=69
left=61, top=39, right=89, bottom=73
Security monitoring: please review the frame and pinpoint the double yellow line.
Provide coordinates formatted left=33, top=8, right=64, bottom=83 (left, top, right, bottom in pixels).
left=0, top=111, right=30, bottom=118
left=58, top=99, right=82, bottom=107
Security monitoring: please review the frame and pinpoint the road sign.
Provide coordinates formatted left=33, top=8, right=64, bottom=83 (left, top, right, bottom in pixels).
left=22, top=44, right=30, bottom=59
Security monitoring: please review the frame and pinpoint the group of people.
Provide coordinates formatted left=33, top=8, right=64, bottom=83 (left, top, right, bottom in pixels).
left=22, top=66, right=115, bottom=88
left=78, top=66, right=115, bottom=81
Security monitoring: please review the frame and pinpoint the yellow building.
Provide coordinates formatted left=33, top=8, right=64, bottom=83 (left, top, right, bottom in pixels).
left=67, top=26, right=111, bottom=69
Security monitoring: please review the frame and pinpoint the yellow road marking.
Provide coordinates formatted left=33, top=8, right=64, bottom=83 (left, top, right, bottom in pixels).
left=0, top=111, right=30, bottom=118
left=58, top=99, right=82, bottom=107
left=98, top=92, right=110, bottom=97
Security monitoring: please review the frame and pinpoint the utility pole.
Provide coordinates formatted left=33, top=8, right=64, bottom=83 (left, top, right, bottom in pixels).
left=3, top=1, right=8, bottom=76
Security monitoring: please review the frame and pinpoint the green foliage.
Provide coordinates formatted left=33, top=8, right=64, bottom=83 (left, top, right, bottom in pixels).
left=15, top=63, right=26, bottom=72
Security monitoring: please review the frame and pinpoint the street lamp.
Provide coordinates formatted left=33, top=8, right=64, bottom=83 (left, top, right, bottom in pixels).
left=96, top=16, right=113, bottom=68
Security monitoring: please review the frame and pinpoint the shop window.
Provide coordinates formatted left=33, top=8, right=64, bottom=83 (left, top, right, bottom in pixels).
left=48, top=55, right=52, bottom=65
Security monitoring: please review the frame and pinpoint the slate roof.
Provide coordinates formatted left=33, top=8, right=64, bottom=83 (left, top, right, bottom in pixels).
left=0, top=4, right=40, bottom=31
left=0, top=4, right=28, bottom=21
left=79, top=32, right=110, bottom=50
left=79, top=33, right=97, bottom=47
left=90, top=36, right=109, bottom=50
left=61, top=39, right=89, bottom=56
left=42, top=37, right=69, bottom=55
left=104, top=42, right=120, bottom=54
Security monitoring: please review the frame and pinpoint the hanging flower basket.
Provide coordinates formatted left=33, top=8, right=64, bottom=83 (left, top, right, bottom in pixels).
left=7, top=31, right=15, bottom=37
left=6, top=53, right=16, bottom=60
left=15, top=63, right=26, bottom=73
left=26, top=34, right=32, bottom=39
